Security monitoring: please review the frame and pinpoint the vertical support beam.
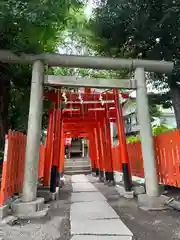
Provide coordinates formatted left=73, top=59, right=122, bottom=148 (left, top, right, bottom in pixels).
left=88, top=135, right=93, bottom=169
left=22, top=61, right=44, bottom=202
left=82, top=139, right=85, bottom=157
left=102, top=119, right=110, bottom=181
left=110, top=122, right=114, bottom=145
left=96, top=125, right=104, bottom=179
left=94, top=128, right=100, bottom=176
left=43, top=110, right=53, bottom=185
left=103, top=118, right=110, bottom=181
left=58, top=125, right=64, bottom=178
left=113, top=88, right=132, bottom=191
left=104, top=116, right=114, bottom=182
left=89, top=131, right=96, bottom=173
left=98, top=122, right=105, bottom=180
left=50, top=109, right=58, bottom=193
left=135, top=68, right=159, bottom=197
left=50, top=109, right=62, bottom=192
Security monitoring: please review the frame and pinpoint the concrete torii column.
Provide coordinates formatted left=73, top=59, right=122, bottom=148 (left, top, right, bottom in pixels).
left=136, top=68, right=159, bottom=196
left=22, top=60, right=44, bottom=202
left=13, top=60, right=45, bottom=217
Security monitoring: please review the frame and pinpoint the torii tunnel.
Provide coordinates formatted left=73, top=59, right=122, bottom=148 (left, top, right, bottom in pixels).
left=43, top=88, right=132, bottom=193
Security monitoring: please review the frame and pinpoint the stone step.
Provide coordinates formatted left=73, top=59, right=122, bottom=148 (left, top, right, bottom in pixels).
left=64, top=169, right=91, bottom=175
left=64, top=161, right=90, bottom=166
left=65, top=159, right=90, bottom=165
left=64, top=165, right=91, bottom=171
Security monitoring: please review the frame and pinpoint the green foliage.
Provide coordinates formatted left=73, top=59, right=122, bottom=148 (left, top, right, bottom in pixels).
left=87, top=0, right=180, bottom=127
left=0, top=0, right=83, bottom=149
left=149, top=104, right=161, bottom=118
left=126, top=125, right=170, bottom=143
left=126, top=135, right=140, bottom=143
left=152, top=125, right=170, bottom=135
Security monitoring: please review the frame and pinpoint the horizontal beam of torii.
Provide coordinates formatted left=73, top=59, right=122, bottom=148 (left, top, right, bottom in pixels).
left=44, top=75, right=136, bottom=89
left=0, top=50, right=173, bottom=73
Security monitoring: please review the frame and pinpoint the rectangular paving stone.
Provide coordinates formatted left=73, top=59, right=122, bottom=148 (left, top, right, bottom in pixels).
left=71, top=201, right=119, bottom=220
left=72, top=182, right=97, bottom=192
left=71, top=192, right=106, bottom=202
left=71, top=236, right=132, bottom=240
left=71, top=175, right=89, bottom=183
left=71, top=219, right=133, bottom=236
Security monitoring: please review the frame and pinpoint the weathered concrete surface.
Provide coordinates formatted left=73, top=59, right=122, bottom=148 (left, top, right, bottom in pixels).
left=0, top=176, right=72, bottom=240
left=71, top=201, right=119, bottom=220
left=72, top=182, right=97, bottom=192
left=138, top=194, right=169, bottom=210
left=116, top=186, right=134, bottom=199
left=71, top=191, right=106, bottom=202
left=71, top=174, right=89, bottom=183
left=133, top=185, right=146, bottom=195
left=12, top=197, right=46, bottom=218
left=0, top=205, right=9, bottom=220
left=71, top=218, right=133, bottom=236
left=71, top=236, right=132, bottom=240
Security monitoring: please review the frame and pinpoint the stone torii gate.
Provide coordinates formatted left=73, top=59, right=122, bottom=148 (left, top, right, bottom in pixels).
left=0, top=50, right=173, bottom=215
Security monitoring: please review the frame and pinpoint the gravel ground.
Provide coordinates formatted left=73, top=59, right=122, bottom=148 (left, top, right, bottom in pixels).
left=0, top=175, right=72, bottom=240
left=89, top=175, right=180, bottom=240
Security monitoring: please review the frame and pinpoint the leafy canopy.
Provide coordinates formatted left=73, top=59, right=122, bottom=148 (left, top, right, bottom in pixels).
left=0, top=0, right=82, bottom=140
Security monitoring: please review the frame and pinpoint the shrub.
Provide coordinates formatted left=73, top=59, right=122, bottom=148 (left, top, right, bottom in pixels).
left=126, top=125, right=171, bottom=143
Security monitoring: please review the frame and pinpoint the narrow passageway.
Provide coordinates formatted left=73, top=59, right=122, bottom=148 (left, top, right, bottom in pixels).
left=70, top=174, right=133, bottom=240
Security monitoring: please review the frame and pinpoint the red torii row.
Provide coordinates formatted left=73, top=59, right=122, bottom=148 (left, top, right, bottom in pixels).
left=43, top=89, right=132, bottom=192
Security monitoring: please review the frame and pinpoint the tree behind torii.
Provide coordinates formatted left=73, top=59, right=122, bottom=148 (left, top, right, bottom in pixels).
left=0, top=0, right=82, bottom=151
left=86, top=0, right=180, bottom=128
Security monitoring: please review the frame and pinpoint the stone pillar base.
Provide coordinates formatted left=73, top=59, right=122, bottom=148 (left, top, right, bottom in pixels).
left=116, top=185, right=135, bottom=199
left=138, top=194, right=169, bottom=211
left=0, top=205, right=9, bottom=220
left=12, top=197, right=48, bottom=219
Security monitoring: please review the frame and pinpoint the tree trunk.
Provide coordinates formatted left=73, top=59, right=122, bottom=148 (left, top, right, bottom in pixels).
left=170, top=86, right=180, bottom=129
left=0, top=77, right=10, bottom=151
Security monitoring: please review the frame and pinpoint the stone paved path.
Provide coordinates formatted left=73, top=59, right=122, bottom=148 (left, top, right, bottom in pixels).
left=70, top=174, right=133, bottom=240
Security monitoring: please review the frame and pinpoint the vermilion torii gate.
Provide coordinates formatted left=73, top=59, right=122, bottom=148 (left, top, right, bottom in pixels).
left=0, top=50, right=173, bottom=215
left=44, top=89, right=131, bottom=192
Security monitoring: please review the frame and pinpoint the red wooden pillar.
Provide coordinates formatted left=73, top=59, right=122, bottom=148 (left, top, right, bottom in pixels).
left=50, top=108, right=59, bottom=193
left=113, top=88, right=132, bottom=191
left=52, top=109, right=61, bottom=166
left=101, top=118, right=110, bottom=179
left=88, top=131, right=96, bottom=173
left=43, top=108, right=55, bottom=186
left=94, top=127, right=100, bottom=176
left=98, top=121, right=105, bottom=180
left=104, top=116, right=114, bottom=182
left=58, top=125, right=64, bottom=177
left=96, top=124, right=104, bottom=179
